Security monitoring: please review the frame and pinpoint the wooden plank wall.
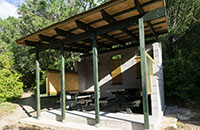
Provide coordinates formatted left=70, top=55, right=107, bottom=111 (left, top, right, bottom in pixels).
left=46, top=70, right=79, bottom=94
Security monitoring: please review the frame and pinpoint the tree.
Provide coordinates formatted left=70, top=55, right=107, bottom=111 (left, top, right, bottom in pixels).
left=0, top=41, right=23, bottom=102
left=165, top=0, right=200, bottom=57
left=161, top=0, right=200, bottom=104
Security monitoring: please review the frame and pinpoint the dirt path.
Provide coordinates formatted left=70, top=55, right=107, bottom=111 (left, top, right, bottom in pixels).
left=0, top=92, right=37, bottom=130
left=0, top=91, right=60, bottom=130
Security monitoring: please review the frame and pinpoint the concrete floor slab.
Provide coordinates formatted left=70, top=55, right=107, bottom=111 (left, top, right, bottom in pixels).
left=20, top=109, right=161, bottom=130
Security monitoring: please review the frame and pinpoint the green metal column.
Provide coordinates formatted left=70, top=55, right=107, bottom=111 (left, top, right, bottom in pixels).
left=139, top=18, right=150, bottom=129
left=92, top=33, right=100, bottom=123
left=36, top=51, right=41, bottom=118
left=60, top=43, right=66, bottom=122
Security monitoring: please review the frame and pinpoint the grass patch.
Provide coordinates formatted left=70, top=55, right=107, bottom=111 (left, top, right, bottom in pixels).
left=165, top=122, right=189, bottom=130
left=0, top=102, right=18, bottom=117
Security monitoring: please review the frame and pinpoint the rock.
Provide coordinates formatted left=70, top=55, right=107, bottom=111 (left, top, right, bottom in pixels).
left=177, top=109, right=192, bottom=121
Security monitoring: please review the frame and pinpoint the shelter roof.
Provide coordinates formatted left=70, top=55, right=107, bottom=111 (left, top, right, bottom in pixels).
left=16, top=0, right=168, bottom=53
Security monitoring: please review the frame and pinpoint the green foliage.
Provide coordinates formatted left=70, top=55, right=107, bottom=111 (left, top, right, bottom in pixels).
left=159, top=0, right=200, bottom=104
left=162, top=21, right=200, bottom=103
left=0, top=42, right=23, bottom=103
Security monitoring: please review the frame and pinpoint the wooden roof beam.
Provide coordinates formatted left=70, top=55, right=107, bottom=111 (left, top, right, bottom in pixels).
left=134, top=0, right=157, bottom=38
left=38, top=32, right=90, bottom=51
left=55, top=28, right=111, bottom=49
left=64, top=47, right=88, bottom=53
left=38, top=34, right=56, bottom=43
left=75, top=20, right=121, bottom=43
left=55, top=28, right=74, bottom=37
left=24, top=40, right=40, bottom=47
left=101, top=10, right=138, bottom=42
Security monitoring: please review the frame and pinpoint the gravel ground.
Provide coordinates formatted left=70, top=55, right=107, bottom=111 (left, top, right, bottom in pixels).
left=0, top=92, right=58, bottom=130
left=164, top=106, right=200, bottom=130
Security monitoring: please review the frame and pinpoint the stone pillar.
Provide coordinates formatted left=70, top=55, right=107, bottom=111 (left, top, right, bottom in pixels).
left=151, top=42, right=165, bottom=119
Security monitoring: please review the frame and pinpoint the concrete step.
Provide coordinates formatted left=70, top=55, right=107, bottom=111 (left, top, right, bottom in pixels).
left=20, top=117, right=123, bottom=130
left=39, top=110, right=156, bottom=130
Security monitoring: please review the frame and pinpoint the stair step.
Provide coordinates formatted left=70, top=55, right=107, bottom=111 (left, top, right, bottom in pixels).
left=20, top=117, right=123, bottom=130
left=40, top=110, right=145, bottom=130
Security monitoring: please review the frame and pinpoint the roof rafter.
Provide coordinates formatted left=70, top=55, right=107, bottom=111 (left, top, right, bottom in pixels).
left=55, top=28, right=112, bottom=49
left=101, top=10, right=138, bottom=41
left=38, top=34, right=55, bottom=43
left=39, top=33, right=89, bottom=50
left=75, top=20, right=121, bottom=43
left=134, top=0, right=157, bottom=38
left=24, top=40, right=40, bottom=47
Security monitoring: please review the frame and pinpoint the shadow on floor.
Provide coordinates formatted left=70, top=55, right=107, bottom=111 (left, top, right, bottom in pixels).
left=12, top=95, right=60, bottom=117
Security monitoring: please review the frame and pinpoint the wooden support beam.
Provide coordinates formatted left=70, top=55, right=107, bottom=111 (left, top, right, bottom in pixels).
left=64, top=47, right=88, bottom=53
left=134, top=0, right=157, bottom=38
left=92, top=33, right=100, bottom=123
left=36, top=30, right=89, bottom=51
left=111, top=20, right=165, bottom=38
left=60, top=42, right=66, bottom=122
left=101, top=10, right=138, bottom=41
left=39, top=32, right=89, bottom=49
left=139, top=18, right=149, bottom=129
left=29, top=41, right=61, bottom=54
left=38, top=34, right=55, bottom=42
left=36, top=51, right=41, bottom=118
left=55, top=28, right=110, bottom=49
left=143, top=6, right=166, bottom=22
left=24, top=40, right=39, bottom=46
left=38, top=34, right=92, bottom=50
left=55, top=28, right=74, bottom=37
left=56, top=28, right=90, bottom=48
left=75, top=20, right=121, bottom=43
left=84, top=40, right=156, bottom=56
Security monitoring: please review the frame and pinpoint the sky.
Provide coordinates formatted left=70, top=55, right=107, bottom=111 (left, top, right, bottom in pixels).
left=0, top=0, right=23, bottom=19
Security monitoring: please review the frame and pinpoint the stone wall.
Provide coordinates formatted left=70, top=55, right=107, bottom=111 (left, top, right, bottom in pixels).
left=151, top=42, right=165, bottom=119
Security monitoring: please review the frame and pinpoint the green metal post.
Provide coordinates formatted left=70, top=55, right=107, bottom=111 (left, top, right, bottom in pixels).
left=92, top=33, right=100, bottom=123
left=36, top=51, right=41, bottom=118
left=60, top=43, right=66, bottom=122
left=139, top=18, right=150, bottom=129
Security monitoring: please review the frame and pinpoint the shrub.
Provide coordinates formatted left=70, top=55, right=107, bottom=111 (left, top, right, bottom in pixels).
left=162, top=21, right=200, bottom=104
left=0, top=43, right=23, bottom=102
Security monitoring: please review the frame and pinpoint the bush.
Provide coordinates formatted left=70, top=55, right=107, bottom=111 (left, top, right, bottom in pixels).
left=162, top=21, right=200, bottom=104
left=0, top=43, right=23, bottom=102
